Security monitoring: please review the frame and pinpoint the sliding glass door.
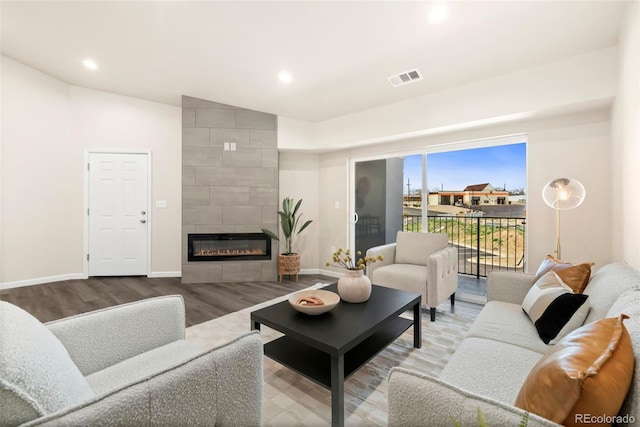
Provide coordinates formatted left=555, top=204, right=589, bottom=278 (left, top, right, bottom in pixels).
left=352, top=158, right=404, bottom=257
left=349, top=136, right=527, bottom=304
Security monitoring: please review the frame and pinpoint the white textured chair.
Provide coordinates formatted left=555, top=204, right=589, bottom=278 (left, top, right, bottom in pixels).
left=367, top=231, right=458, bottom=321
left=0, top=296, right=263, bottom=426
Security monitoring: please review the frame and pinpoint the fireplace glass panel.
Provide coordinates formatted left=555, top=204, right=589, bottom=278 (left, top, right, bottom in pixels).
left=188, top=233, right=271, bottom=261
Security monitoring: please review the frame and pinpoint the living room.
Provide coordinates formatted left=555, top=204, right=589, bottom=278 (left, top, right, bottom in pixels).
left=1, top=1, right=639, bottom=426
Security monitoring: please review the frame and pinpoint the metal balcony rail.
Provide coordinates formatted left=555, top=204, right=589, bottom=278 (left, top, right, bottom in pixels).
left=403, top=215, right=526, bottom=278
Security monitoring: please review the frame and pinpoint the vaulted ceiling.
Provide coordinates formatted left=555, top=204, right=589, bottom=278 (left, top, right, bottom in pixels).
left=0, top=1, right=627, bottom=122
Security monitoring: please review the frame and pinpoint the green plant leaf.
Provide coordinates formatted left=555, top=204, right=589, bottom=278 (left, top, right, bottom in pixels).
left=278, top=212, right=292, bottom=236
left=292, top=213, right=301, bottom=234
left=261, top=229, right=279, bottom=241
left=297, top=220, right=312, bottom=234
left=283, top=198, right=293, bottom=215
left=292, top=198, right=302, bottom=216
left=449, top=416, right=462, bottom=427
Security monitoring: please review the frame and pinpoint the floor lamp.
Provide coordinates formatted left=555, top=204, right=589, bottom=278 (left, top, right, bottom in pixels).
left=542, top=178, right=586, bottom=260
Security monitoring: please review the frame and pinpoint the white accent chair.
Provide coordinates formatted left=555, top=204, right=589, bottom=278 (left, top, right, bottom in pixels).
left=366, top=231, right=458, bottom=321
left=0, top=296, right=263, bottom=426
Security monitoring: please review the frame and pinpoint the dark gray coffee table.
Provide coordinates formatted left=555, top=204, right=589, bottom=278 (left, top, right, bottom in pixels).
left=250, top=283, right=421, bottom=427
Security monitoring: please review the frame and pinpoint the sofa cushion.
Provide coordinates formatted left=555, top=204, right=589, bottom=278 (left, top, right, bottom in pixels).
left=583, top=262, right=640, bottom=324
left=467, top=301, right=550, bottom=354
left=606, top=288, right=640, bottom=423
left=534, top=254, right=593, bottom=293
left=515, top=315, right=634, bottom=426
left=373, top=263, right=427, bottom=299
left=86, top=340, right=203, bottom=395
left=0, top=302, right=95, bottom=425
left=439, top=337, right=543, bottom=405
left=395, top=232, right=447, bottom=266
left=522, top=271, right=590, bottom=344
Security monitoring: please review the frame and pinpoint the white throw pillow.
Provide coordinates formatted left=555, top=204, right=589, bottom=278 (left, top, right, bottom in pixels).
left=0, top=302, right=94, bottom=425
left=522, top=271, right=590, bottom=344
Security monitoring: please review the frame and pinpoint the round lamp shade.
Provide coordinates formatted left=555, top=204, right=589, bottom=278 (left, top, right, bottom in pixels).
left=542, top=178, right=586, bottom=210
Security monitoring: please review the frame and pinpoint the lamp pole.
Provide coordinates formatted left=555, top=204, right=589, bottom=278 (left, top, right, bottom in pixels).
left=556, top=207, right=562, bottom=260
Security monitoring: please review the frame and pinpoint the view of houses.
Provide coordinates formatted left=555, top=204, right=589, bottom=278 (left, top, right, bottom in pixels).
left=403, top=182, right=527, bottom=278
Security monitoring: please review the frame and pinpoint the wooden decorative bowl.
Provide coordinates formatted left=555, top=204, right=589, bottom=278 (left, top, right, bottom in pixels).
left=288, top=290, right=340, bottom=315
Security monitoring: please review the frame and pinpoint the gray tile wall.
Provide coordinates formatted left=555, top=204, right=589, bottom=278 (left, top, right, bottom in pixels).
left=182, top=95, right=278, bottom=283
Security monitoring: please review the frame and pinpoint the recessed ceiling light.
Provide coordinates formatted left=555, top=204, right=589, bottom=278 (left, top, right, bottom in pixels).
left=427, top=4, right=449, bottom=23
left=278, top=70, right=292, bottom=84
left=82, top=58, right=98, bottom=70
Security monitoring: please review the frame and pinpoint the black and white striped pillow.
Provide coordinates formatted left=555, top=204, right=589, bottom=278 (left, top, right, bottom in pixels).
left=522, top=271, right=590, bottom=344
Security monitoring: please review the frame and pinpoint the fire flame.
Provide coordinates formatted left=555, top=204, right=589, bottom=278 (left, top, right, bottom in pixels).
left=194, top=249, right=265, bottom=257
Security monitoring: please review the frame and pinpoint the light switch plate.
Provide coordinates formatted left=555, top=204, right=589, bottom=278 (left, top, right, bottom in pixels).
left=155, top=200, right=167, bottom=208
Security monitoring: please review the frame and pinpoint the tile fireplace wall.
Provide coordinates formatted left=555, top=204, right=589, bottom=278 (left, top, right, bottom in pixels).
left=182, top=95, right=278, bottom=283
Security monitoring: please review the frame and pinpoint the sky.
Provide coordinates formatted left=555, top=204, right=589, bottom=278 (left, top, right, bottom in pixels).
left=403, top=143, right=526, bottom=194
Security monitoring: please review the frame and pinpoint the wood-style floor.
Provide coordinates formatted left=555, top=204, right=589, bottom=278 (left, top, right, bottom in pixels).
left=0, top=275, right=482, bottom=326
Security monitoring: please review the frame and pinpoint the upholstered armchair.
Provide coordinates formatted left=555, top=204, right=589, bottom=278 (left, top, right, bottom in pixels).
left=366, top=231, right=458, bottom=321
left=0, top=296, right=263, bottom=426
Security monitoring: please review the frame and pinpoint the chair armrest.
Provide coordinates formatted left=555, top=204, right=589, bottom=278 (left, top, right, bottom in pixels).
left=387, top=368, right=559, bottom=427
left=366, top=243, right=396, bottom=278
left=487, top=271, right=537, bottom=304
left=25, top=332, right=263, bottom=427
left=426, top=246, right=458, bottom=307
left=46, top=295, right=186, bottom=376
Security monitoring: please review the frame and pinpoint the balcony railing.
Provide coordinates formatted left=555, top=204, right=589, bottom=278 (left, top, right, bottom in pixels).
left=403, top=215, right=526, bottom=278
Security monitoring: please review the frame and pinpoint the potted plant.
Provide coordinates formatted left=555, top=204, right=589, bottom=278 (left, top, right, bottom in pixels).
left=262, top=198, right=312, bottom=282
left=325, top=248, right=383, bottom=303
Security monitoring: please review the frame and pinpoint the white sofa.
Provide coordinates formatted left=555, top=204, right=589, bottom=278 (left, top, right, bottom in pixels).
left=367, top=232, right=458, bottom=321
left=0, top=295, right=263, bottom=426
left=388, top=262, right=640, bottom=426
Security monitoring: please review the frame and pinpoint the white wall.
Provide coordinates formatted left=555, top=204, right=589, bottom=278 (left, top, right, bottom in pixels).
left=1, top=56, right=74, bottom=283
left=316, top=109, right=612, bottom=274
left=279, top=48, right=618, bottom=151
left=1, top=56, right=181, bottom=286
left=611, top=2, right=640, bottom=269
left=278, top=152, right=320, bottom=270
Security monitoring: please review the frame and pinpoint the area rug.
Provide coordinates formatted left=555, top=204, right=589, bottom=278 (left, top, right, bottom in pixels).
left=186, top=284, right=474, bottom=426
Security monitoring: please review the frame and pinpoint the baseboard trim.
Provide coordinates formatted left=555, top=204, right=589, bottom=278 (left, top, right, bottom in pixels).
left=298, top=269, right=342, bottom=278
left=0, top=273, right=88, bottom=290
left=317, top=269, right=342, bottom=278
left=148, top=271, right=181, bottom=278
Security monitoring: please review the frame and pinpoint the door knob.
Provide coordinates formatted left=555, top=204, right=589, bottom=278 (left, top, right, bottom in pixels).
left=140, top=219, right=147, bottom=223
left=141, top=211, right=146, bottom=215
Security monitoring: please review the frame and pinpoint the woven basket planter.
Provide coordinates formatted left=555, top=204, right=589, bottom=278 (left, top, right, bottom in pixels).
left=278, top=253, right=300, bottom=282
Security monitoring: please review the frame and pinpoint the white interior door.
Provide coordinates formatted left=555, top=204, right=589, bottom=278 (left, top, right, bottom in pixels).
left=88, top=153, right=149, bottom=276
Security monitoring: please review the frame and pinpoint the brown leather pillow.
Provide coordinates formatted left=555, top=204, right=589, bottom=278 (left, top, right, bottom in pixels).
left=534, top=254, right=594, bottom=293
left=514, top=314, right=634, bottom=426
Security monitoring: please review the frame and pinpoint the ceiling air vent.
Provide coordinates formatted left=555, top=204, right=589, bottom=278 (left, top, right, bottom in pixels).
left=388, top=69, right=422, bottom=87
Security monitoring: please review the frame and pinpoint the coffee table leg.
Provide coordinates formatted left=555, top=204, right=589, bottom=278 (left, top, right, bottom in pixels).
left=331, top=354, right=345, bottom=427
left=413, top=301, right=422, bottom=348
left=252, top=321, right=261, bottom=331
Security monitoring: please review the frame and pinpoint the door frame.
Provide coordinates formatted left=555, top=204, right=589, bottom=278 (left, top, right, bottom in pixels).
left=348, top=149, right=421, bottom=253
left=83, top=149, right=153, bottom=278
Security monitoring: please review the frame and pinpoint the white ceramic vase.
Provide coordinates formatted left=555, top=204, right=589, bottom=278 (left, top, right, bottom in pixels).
left=337, top=269, right=372, bottom=303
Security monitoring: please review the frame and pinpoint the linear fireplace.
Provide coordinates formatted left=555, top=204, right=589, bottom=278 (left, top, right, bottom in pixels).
left=188, top=233, right=272, bottom=262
